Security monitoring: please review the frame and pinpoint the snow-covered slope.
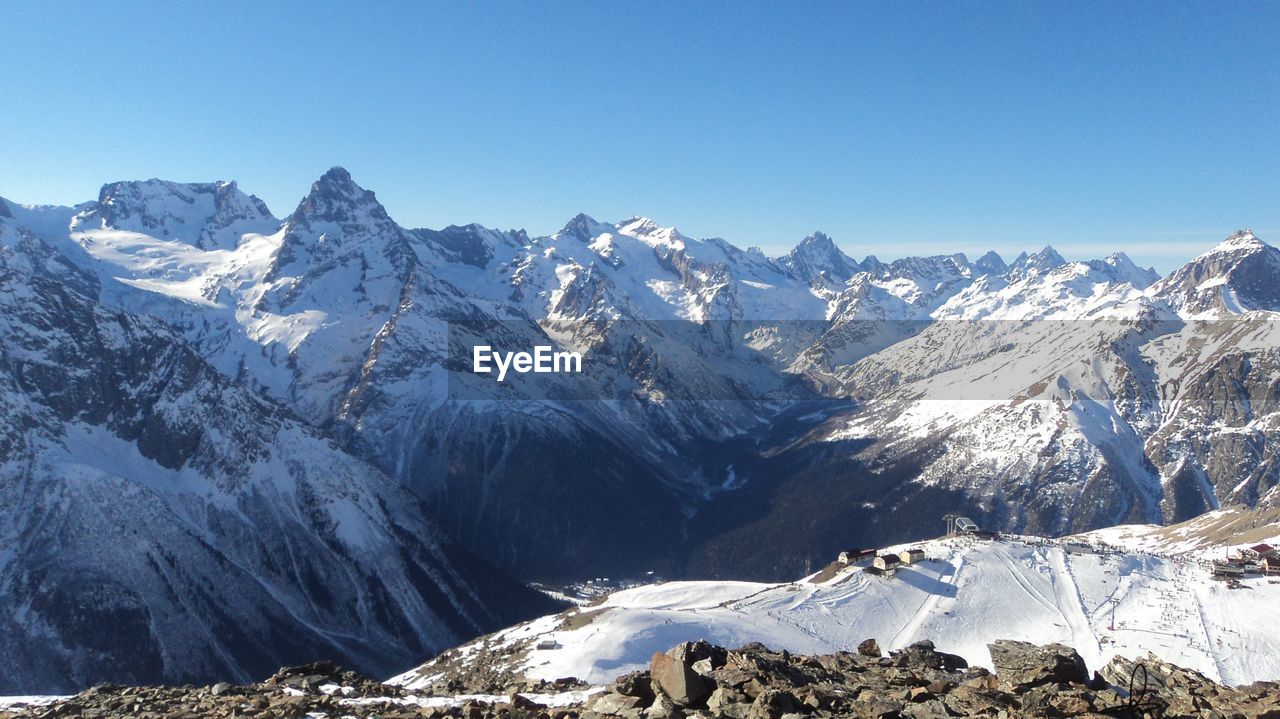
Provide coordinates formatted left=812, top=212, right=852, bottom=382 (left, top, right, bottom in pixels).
left=1076, top=504, right=1280, bottom=559
left=393, top=534, right=1280, bottom=689
left=0, top=229, right=559, bottom=693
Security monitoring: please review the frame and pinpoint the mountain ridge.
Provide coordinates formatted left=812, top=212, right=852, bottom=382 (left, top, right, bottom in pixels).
left=4, top=167, right=1278, bottom=592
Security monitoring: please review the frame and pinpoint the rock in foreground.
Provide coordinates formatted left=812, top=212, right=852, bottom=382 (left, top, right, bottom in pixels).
left=4, top=639, right=1279, bottom=718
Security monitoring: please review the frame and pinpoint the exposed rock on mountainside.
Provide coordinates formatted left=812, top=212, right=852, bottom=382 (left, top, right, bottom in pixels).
left=91, top=179, right=277, bottom=250
left=0, top=233, right=560, bottom=693
left=4, top=168, right=1280, bottom=659
left=8, top=639, right=1278, bottom=718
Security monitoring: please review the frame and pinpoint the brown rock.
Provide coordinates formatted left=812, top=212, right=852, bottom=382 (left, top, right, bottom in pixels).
left=746, top=689, right=801, bottom=719
left=650, top=646, right=712, bottom=708
left=858, top=638, right=882, bottom=658
left=906, top=686, right=935, bottom=702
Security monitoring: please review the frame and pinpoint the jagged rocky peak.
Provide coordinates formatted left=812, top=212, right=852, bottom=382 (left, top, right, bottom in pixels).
left=1094, top=251, right=1159, bottom=288
left=1008, top=244, right=1068, bottom=278
left=557, top=212, right=607, bottom=243
left=288, top=166, right=392, bottom=228
left=784, top=230, right=860, bottom=282
left=860, top=254, right=885, bottom=272
left=797, top=230, right=836, bottom=250
left=974, top=250, right=1007, bottom=274
left=88, top=178, right=276, bottom=249
left=270, top=167, right=417, bottom=288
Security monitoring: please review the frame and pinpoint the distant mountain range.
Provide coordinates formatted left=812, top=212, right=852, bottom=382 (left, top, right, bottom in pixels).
left=2, top=167, right=1278, bottom=690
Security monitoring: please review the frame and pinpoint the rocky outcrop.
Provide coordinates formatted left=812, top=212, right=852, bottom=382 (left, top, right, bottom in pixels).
left=12, top=639, right=1278, bottom=719
left=986, top=640, right=1089, bottom=690
left=649, top=643, right=717, bottom=707
left=591, top=639, right=1278, bottom=719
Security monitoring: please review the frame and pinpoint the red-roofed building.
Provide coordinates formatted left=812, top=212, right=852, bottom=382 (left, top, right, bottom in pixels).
left=1244, top=543, right=1277, bottom=559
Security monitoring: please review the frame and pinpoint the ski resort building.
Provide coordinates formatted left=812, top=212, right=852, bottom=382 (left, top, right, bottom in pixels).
left=1213, top=562, right=1246, bottom=579
left=898, top=548, right=926, bottom=565
left=838, top=549, right=876, bottom=564
left=873, top=554, right=902, bottom=571
left=1245, top=544, right=1277, bottom=560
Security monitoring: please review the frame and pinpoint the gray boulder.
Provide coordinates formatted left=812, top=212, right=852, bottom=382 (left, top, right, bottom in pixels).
left=987, top=640, right=1089, bottom=689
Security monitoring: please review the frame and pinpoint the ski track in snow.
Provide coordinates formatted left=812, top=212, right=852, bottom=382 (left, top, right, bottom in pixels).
left=397, top=536, right=1280, bottom=689
left=888, top=549, right=966, bottom=650
left=1048, top=547, right=1103, bottom=669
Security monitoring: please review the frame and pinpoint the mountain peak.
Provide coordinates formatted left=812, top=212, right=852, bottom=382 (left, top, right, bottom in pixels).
left=619, top=216, right=663, bottom=235
left=617, top=217, right=688, bottom=249
left=796, top=230, right=834, bottom=249
left=1155, top=230, right=1280, bottom=313
left=557, top=213, right=605, bottom=242
left=309, top=166, right=364, bottom=199
left=1008, top=244, right=1068, bottom=279
left=1036, top=244, right=1066, bottom=262
left=974, top=250, right=1007, bottom=274
left=319, top=165, right=353, bottom=184
left=87, top=179, right=276, bottom=249
left=783, top=231, right=858, bottom=282
left=1090, top=251, right=1159, bottom=288
left=289, top=167, right=389, bottom=227
left=1205, top=229, right=1268, bottom=257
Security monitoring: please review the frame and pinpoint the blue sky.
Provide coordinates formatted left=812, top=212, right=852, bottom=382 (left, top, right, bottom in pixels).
left=1, top=1, right=1276, bottom=272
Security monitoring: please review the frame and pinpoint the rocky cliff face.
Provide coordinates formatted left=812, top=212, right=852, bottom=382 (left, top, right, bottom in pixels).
left=0, top=232, right=559, bottom=693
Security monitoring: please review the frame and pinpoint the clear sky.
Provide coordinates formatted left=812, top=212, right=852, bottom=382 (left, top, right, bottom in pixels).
left=1, top=1, right=1277, bottom=272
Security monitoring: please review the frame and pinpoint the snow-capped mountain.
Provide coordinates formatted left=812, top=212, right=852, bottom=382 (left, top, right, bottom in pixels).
left=91, top=179, right=278, bottom=251
left=779, top=231, right=863, bottom=284
left=1153, top=229, right=1280, bottom=315
left=3, top=169, right=1279, bottom=595
left=0, top=222, right=559, bottom=693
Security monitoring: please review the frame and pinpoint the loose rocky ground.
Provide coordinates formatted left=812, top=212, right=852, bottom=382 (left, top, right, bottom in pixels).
left=4, top=639, right=1278, bottom=718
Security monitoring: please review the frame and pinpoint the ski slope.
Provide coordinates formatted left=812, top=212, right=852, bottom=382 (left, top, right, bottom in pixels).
left=394, top=535, right=1280, bottom=689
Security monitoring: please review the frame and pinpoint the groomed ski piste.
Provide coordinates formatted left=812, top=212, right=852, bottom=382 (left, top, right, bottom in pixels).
left=395, top=529, right=1280, bottom=691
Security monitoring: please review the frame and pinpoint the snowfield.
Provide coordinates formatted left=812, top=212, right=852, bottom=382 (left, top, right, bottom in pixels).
left=394, top=534, right=1280, bottom=689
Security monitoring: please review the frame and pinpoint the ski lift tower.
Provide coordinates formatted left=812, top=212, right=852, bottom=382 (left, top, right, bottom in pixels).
left=943, top=514, right=959, bottom=536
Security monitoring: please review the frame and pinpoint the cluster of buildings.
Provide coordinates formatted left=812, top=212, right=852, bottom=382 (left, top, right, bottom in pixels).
left=836, top=546, right=926, bottom=576
left=1212, top=543, right=1280, bottom=581
left=832, top=515, right=1002, bottom=578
